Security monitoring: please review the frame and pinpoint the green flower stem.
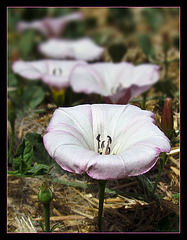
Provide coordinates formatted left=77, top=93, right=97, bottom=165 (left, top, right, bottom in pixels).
left=8, top=100, right=15, bottom=165
left=8, top=129, right=14, bottom=164
left=98, top=180, right=107, bottom=232
left=152, top=153, right=168, bottom=196
left=97, top=95, right=102, bottom=104
left=164, top=58, right=169, bottom=81
left=142, top=91, right=148, bottom=110
left=38, top=182, right=53, bottom=232
left=164, top=47, right=169, bottom=81
left=43, top=203, right=50, bottom=232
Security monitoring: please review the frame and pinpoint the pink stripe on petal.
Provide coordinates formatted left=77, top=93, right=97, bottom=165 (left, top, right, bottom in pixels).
left=43, top=104, right=170, bottom=180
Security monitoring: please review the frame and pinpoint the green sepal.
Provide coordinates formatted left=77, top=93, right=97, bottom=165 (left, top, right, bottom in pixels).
left=51, top=88, right=66, bottom=107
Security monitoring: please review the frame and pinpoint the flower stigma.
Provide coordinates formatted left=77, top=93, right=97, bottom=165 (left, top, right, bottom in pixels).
left=96, top=134, right=112, bottom=155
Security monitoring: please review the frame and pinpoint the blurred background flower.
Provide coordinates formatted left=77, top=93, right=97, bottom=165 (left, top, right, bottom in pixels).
left=70, top=61, right=160, bottom=104
left=17, top=11, right=83, bottom=38
left=12, top=59, right=83, bottom=89
left=38, top=37, right=105, bottom=61
left=12, top=59, right=84, bottom=106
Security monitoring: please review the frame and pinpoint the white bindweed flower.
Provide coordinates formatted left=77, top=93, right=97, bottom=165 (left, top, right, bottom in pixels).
left=38, top=38, right=105, bottom=61
left=17, top=12, right=83, bottom=38
left=12, top=59, right=84, bottom=89
left=69, top=62, right=160, bottom=104
left=43, top=104, right=170, bottom=180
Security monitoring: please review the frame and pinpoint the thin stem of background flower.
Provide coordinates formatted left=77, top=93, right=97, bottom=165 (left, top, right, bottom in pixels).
left=141, top=91, right=148, bottom=110
left=152, top=152, right=168, bottom=196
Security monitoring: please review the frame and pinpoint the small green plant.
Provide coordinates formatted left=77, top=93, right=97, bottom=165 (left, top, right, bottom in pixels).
left=38, top=167, right=58, bottom=232
left=8, top=132, right=55, bottom=177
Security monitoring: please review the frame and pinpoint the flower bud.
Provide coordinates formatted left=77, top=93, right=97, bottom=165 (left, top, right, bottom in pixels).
left=38, top=182, right=53, bottom=206
left=161, top=98, right=173, bottom=139
left=162, top=30, right=170, bottom=53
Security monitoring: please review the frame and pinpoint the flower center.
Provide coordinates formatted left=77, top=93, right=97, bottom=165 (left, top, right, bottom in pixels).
left=111, top=83, right=123, bottom=94
left=96, top=134, right=112, bottom=155
left=52, top=68, right=63, bottom=75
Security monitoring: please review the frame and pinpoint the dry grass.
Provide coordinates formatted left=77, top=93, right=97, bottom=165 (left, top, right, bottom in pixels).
left=8, top=143, right=179, bottom=232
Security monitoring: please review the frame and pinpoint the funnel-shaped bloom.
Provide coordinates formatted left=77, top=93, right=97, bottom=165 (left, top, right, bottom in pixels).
left=70, top=62, right=160, bottom=104
left=17, top=12, right=83, bottom=38
left=39, top=38, right=105, bottom=61
left=43, top=104, right=170, bottom=180
left=12, top=60, right=83, bottom=89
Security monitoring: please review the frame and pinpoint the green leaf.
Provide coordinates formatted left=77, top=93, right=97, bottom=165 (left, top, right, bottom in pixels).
left=18, top=30, right=35, bottom=59
left=172, top=193, right=179, bottom=200
left=27, top=164, right=51, bottom=176
left=25, top=132, right=42, bottom=145
left=46, top=175, right=149, bottom=202
left=8, top=170, right=22, bottom=176
left=23, top=139, right=34, bottom=168
left=107, top=8, right=135, bottom=34
left=8, top=73, right=18, bottom=87
left=50, top=224, right=59, bottom=232
left=136, top=175, right=161, bottom=203
left=13, top=140, right=25, bottom=171
left=142, top=8, right=163, bottom=31
left=108, top=42, right=127, bottom=62
left=39, top=221, right=45, bottom=232
left=63, top=21, right=86, bottom=39
left=12, top=132, right=54, bottom=176
left=13, top=138, right=34, bottom=174
left=25, top=132, right=54, bottom=166
left=136, top=175, right=153, bottom=195
left=8, top=99, right=16, bottom=130
left=8, top=82, right=46, bottom=115
left=23, top=85, right=45, bottom=110
left=138, top=34, right=156, bottom=59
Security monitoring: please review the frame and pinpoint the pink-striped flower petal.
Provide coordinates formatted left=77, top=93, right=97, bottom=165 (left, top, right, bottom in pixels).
left=70, top=62, right=160, bottom=104
left=43, top=104, right=170, bottom=180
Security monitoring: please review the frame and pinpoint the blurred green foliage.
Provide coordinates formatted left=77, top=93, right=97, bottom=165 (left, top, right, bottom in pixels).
left=108, top=41, right=127, bottom=62
left=156, top=212, right=179, bottom=232
left=107, top=8, right=135, bottom=34
left=18, top=30, right=35, bottom=59
left=8, top=79, right=46, bottom=116
left=138, top=34, right=156, bottom=60
left=63, top=21, right=87, bottom=39
left=141, top=8, right=164, bottom=31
